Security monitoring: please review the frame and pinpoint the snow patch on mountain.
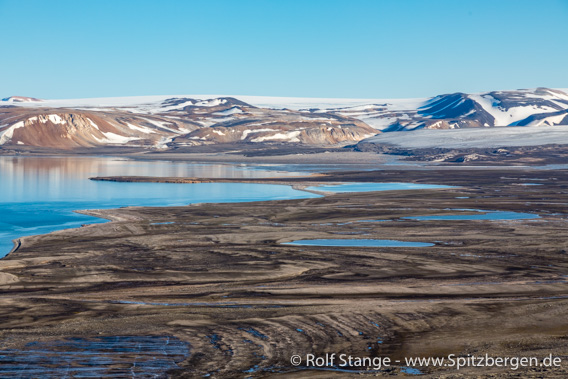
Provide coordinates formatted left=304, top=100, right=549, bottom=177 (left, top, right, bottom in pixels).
left=241, top=128, right=277, bottom=139
left=154, top=136, right=173, bottom=149
left=140, top=117, right=178, bottom=133
left=523, top=113, right=568, bottom=127
left=469, top=94, right=558, bottom=126
left=95, top=132, right=139, bottom=144
left=125, top=122, right=156, bottom=134
left=48, top=114, right=65, bottom=125
left=251, top=130, right=301, bottom=143
left=195, top=98, right=227, bottom=107
left=0, top=121, right=25, bottom=144
left=213, top=107, right=243, bottom=116
left=87, top=118, right=100, bottom=130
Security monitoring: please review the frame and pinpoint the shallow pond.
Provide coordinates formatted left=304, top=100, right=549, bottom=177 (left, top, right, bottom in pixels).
left=0, top=335, right=189, bottom=377
left=403, top=209, right=540, bottom=221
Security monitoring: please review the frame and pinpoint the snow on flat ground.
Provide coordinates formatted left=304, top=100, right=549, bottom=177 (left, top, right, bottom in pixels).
left=237, top=96, right=426, bottom=111
left=3, top=88, right=567, bottom=112
left=363, top=125, right=568, bottom=148
left=1, top=94, right=426, bottom=112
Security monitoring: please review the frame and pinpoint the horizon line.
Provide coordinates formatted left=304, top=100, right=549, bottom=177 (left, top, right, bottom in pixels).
left=3, top=86, right=568, bottom=102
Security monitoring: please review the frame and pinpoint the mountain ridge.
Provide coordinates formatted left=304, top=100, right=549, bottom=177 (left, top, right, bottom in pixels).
left=1, top=88, right=567, bottom=151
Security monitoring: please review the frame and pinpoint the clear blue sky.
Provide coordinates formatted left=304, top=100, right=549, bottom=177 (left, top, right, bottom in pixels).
left=1, top=0, right=567, bottom=99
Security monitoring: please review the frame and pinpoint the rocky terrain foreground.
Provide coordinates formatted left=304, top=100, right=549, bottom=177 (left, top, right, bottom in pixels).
left=0, top=168, right=567, bottom=377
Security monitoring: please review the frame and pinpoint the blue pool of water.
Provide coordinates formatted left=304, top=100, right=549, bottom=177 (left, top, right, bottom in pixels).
left=403, top=209, right=540, bottom=221
left=283, top=239, right=434, bottom=247
left=306, top=182, right=452, bottom=193
left=400, top=366, right=424, bottom=375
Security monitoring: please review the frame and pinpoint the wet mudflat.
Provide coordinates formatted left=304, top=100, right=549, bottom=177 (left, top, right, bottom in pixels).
left=282, top=239, right=434, bottom=247
left=0, top=168, right=567, bottom=377
left=0, top=336, right=189, bottom=377
left=305, top=182, right=452, bottom=193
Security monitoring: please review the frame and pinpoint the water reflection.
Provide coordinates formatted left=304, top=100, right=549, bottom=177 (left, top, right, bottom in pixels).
left=0, top=156, right=307, bottom=203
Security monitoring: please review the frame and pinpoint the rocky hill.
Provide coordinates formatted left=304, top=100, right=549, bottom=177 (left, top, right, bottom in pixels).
left=0, top=96, right=375, bottom=150
left=0, top=107, right=198, bottom=149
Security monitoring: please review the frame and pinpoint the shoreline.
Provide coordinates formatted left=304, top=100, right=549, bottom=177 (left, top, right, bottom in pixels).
left=4, top=176, right=446, bottom=261
left=1, top=181, right=325, bottom=260
left=2, top=170, right=339, bottom=260
left=5, top=163, right=563, bottom=261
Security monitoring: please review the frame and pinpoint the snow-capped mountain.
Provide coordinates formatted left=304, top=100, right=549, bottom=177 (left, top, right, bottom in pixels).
left=307, top=88, right=568, bottom=131
left=1, top=88, right=566, bottom=150
left=1, top=96, right=44, bottom=103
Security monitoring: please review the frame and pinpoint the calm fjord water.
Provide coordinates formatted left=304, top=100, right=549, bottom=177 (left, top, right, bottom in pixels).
left=0, top=156, right=316, bottom=257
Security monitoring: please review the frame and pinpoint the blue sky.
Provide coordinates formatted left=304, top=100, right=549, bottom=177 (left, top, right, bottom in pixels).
left=1, top=0, right=567, bottom=99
